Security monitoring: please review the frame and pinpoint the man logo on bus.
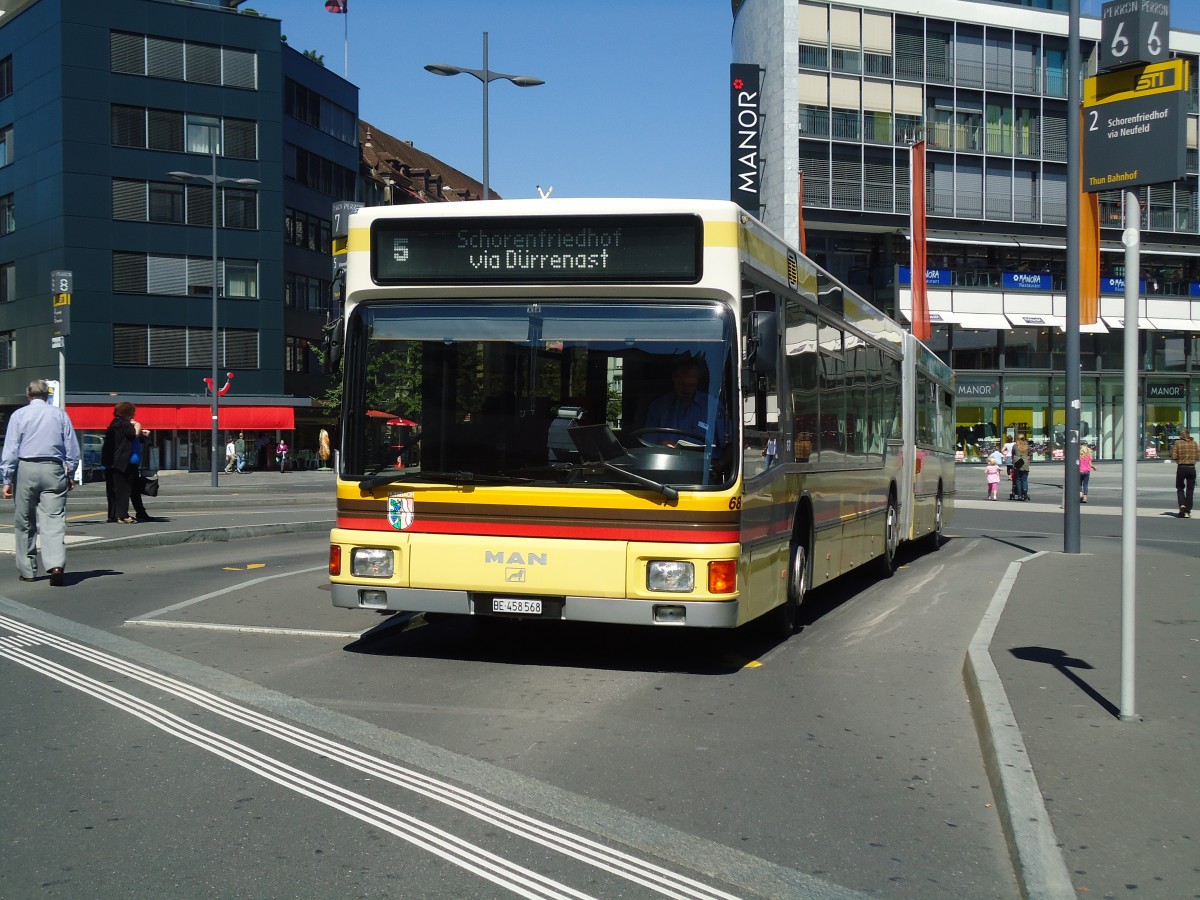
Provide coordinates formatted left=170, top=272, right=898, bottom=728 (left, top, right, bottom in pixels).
left=388, top=492, right=415, bottom=530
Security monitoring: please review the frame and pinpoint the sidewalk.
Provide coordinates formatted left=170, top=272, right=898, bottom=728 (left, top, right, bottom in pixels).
left=961, top=461, right=1199, bottom=898
left=0, top=468, right=335, bottom=555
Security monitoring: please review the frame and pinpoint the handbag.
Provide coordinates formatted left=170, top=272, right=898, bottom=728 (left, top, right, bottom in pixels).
left=139, top=471, right=160, bottom=497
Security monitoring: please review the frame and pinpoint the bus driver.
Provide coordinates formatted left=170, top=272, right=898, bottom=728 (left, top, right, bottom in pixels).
left=644, top=356, right=723, bottom=449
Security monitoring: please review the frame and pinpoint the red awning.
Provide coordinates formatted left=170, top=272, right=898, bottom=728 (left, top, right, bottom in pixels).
left=67, top=404, right=295, bottom=431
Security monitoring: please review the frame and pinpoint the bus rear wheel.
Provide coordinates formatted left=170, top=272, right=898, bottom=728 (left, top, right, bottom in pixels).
left=877, top=495, right=898, bottom=578
left=924, top=490, right=944, bottom=551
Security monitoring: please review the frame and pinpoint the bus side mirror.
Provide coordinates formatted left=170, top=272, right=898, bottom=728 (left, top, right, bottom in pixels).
left=322, top=317, right=344, bottom=374
left=746, top=310, right=778, bottom=376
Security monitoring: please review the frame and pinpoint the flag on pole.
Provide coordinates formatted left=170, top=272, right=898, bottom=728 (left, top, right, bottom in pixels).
left=910, top=140, right=930, bottom=342
left=798, top=171, right=807, bottom=256
left=325, top=0, right=347, bottom=13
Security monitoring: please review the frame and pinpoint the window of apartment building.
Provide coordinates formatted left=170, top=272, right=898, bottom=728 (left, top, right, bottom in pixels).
left=0, top=124, right=12, bottom=167
left=284, top=144, right=356, bottom=198
left=986, top=29, right=1013, bottom=90
left=285, top=335, right=317, bottom=373
left=112, top=179, right=257, bottom=229
left=955, top=96, right=984, bottom=153
left=986, top=160, right=1013, bottom=219
left=986, top=101, right=1013, bottom=154
left=862, top=81, right=891, bottom=144
left=797, top=2, right=829, bottom=70
left=111, top=106, right=258, bottom=160
left=1043, top=37, right=1068, bottom=97
left=285, top=272, right=329, bottom=312
left=1014, top=33, right=1041, bottom=94
left=0, top=194, right=13, bottom=235
left=956, top=25, right=984, bottom=88
left=110, top=32, right=257, bottom=90
left=0, top=56, right=11, bottom=99
left=113, top=323, right=258, bottom=368
left=1042, top=168, right=1066, bottom=224
left=830, top=7, right=861, bottom=75
left=894, top=18, right=923, bottom=81
left=831, top=145, right=862, bottom=209
left=0, top=262, right=13, bottom=302
left=830, top=76, right=860, bottom=140
left=798, top=73, right=829, bottom=137
left=863, top=149, right=893, bottom=212
left=0, top=330, right=13, bottom=369
left=799, top=140, right=830, bottom=206
left=113, top=251, right=258, bottom=300
left=284, top=79, right=356, bottom=144
left=862, top=11, right=892, bottom=78
left=285, top=209, right=332, bottom=253
left=926, top=23, right=953, bottom=84
left=1041, top=105, right=1067, bottom=161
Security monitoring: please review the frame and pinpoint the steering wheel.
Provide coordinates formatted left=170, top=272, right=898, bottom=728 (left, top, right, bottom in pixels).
left=628, top=427, right=707, bottom=451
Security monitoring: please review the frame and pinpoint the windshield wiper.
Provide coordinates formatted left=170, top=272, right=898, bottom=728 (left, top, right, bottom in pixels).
left=357, top=469, right=534, bottom=491
left=589, top=462, right=679, bottom=503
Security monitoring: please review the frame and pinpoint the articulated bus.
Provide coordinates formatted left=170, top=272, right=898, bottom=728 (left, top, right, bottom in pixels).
left=327, top=199, right=955, bottom=636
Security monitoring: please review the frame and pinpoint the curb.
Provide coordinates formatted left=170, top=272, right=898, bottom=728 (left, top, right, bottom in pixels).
left=962, top=550, right=1076, bottom=900
left=65, top=520, right=333, bottom=551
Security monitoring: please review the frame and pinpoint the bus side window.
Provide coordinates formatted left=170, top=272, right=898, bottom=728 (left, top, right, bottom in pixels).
left=742, top=282, right=781, bottom=478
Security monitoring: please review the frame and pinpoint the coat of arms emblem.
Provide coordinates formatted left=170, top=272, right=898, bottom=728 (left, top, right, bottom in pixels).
left=387, top=492, right=415, bottom=530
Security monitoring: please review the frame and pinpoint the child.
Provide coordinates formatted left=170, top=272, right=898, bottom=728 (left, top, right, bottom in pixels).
left=1078, top=443, right=1094, bottom=503
left=986, top=458, right=1001, bottom=500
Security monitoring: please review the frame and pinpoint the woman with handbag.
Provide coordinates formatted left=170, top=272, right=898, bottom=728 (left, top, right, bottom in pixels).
left=100, top=402, right=139, bottom=523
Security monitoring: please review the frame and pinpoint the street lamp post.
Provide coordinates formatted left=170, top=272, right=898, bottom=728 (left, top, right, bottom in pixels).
left=169, top=143, right=259, bottom=488
left=425, top=32, right=544, bottom=200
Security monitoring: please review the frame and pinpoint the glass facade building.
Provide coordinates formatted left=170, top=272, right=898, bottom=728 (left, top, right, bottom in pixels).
left=733, top=0, right=1200, bottom=462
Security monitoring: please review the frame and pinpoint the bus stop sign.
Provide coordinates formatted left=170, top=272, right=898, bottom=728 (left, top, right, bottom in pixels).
left=1083, top=59, right=1188, bottom=192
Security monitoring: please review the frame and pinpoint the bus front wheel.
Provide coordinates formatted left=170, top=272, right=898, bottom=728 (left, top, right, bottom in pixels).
left=773, top=540, right=809, bottom=638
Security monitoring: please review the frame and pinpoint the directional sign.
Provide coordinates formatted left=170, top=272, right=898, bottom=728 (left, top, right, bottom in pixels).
left=1083, top=59, right=1188, bottom=192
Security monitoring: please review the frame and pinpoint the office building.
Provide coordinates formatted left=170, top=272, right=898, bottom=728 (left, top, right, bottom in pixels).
left=733, top=0, right=1200, bottom=461
left=0, top=0, right=481, bottom=473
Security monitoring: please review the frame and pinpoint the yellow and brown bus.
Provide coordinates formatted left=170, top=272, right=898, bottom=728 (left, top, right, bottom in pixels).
left=327, top=199, right=955, bottom=635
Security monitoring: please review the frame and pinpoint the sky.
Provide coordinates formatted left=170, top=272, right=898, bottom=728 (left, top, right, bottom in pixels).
left=267, top=0, right=1200, bottom=203
left=267, top=0, right=733, bottom=202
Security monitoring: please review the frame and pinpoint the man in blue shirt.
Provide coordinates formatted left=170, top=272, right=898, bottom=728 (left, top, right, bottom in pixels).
left=644, top=356, right=724, bottom=449
left=1, top=380, right=80, bottom=585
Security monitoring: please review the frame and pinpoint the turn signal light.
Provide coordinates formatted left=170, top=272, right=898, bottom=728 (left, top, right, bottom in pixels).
left=328, top=544, right=341, bottom=576
left=708, top=560, right=737, bottom=594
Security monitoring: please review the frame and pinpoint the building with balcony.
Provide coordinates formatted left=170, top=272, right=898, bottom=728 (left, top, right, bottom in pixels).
left=733, top=0, right=1200, bottom=462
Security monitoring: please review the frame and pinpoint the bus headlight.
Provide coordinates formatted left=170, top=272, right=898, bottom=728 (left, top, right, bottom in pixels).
left=351, top=547, right=394, bottom=578
left=647, top=560, right=694, bottom=593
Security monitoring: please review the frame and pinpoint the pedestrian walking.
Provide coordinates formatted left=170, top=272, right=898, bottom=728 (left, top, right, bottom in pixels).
left=0, top=379, right=81, bottom=585
left=276, top=439, right=289, bottom=473
left=235, top=432, right=246, bottom=473
left=1012, top=433, right=1032, bottom=501
left=224, top=437, right=237, bottom=473
left=1078, top=443, right=1095, bottom=503
left=1171, top=428, right=1197, bottom=517
left=985, top=458, right=1001, bottom=500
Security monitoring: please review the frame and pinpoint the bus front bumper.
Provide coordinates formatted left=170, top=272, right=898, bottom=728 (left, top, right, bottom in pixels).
left=331, top=583, right=741, bottom=628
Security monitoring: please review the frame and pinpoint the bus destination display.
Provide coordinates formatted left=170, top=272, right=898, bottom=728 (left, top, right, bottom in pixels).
left=372, top=215, right=702, bottom=284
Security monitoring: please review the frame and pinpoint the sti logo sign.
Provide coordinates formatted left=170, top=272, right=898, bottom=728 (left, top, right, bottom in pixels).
left=730, top=63, right=761, bottom=209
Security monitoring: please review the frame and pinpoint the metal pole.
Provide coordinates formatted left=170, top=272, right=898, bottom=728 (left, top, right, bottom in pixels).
left=211, top=143, right=220, bottom=489
left=1120, top=188, right=1140, bottom=722
left=1063, top=0, right=1081, bottom=551
left=482, top=31, right=489, bottom=200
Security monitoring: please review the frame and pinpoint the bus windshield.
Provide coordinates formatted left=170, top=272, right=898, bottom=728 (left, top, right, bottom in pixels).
left=343, top=300, right=737, bottom=491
